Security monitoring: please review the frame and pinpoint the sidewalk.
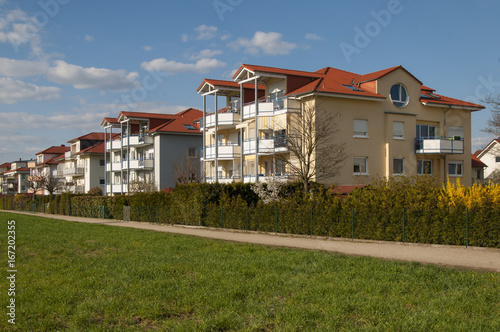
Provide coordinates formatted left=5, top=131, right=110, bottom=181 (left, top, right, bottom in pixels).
left=7, top=211, right=500, bottom=272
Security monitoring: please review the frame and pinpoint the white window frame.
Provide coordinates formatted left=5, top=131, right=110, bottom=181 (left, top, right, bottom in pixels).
left=353, top=157, right=368, bottom=175
left=393, top=121, right=404, bottom=140
left=417, top=159, right=433, bottom=175
left=353, top=119, right=368, bottom=138
left=448, top=161, right=463, bottom=177
left=393, top=158, right=404, bottom=175
left=390, top=83, right=409, bottom=108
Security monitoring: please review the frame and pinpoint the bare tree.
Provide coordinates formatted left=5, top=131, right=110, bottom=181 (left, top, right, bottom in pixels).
left=483, top=94, right=500, bottom=136
left=24, top=176, right=45, bottom=196
left=172, top=156, right=202, bottom=184
left=129, top=175, right=158, bottom=193
left=42, top=174, right=62, bottom=195
left=278, top=98, right=348, bottom=193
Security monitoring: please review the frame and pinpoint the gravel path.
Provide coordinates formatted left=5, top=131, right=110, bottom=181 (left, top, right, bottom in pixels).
left=8, top=211, right=500, bottom=272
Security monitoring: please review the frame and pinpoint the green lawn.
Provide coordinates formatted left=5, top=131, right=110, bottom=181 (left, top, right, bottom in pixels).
left=1, top=212, right=499, bottom=331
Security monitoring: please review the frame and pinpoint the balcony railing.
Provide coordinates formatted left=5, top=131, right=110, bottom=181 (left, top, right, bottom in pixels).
left=243, top=136, right=290, bottom=155
left=243, top=173, right=291, bottom=183
left=63, top=167, right=84, bottom=176
left=201, top=112, right=241, bottom=130
left=203, top=143, right=241, bottom=160
left=205, top=176, right=242, bottom=184
left=242, top=97, right=300, bottom=119
left=415, top=137, right=464, bottom=154
left=106, top=135, right=153, bottom=150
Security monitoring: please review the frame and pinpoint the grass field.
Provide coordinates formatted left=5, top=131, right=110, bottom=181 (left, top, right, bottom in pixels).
left=1, top=212, right=499, bottom=331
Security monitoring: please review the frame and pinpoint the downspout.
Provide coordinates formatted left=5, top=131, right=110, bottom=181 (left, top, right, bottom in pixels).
left=443, top=105, right=452, bottom=182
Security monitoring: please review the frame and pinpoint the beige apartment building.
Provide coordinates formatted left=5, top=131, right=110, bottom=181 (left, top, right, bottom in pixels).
left=197, top=64, right=484, bottom=186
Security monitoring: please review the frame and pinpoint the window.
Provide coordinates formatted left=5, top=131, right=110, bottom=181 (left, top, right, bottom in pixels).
left=353, top=119, right=368, bottom=137
left=417, top=160, right=432, bottom=175
left=99, top=159, right=105, bottom=167
left=393, top=121, right=404, bottom=139
left=448, top=126, right=463, bottom=139
left=188, top=147, right=197, bottom=158
left=416, top=125, right=437, bottom=139
left=496, top=157, right=500, bottom=163
left=353, top=157, right=368, bottom=174
left=393, top=159, right=404, bottom=175
left=449, top=161, right=463, bottom=177
left=183, top=124, right=197, bottom=130
left=99, top=178, right=105, bottom=185
left=390, top=84, right=409, bottom=108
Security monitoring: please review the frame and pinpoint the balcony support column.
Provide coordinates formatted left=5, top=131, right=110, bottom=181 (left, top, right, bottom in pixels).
left=203, top=95, right=206, bottom=183
left=240, top=81, right=244, bottom=182
left=255, top=77, right=259, bottom=183
left=120, top=121, right=124, bottom=195
left=215, top=91, right=219, bottom=183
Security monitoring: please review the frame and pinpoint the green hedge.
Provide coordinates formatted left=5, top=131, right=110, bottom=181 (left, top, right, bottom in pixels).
left=1, top=178, right=499, bottom=248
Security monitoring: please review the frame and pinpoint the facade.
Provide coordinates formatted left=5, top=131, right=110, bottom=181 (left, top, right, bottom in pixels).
left=28, top=145, right=69, bottom=195
left=471, top=153, right=487, bottom=184
left=1, top=160, right=30, bottom=195
left=101, top=108, right=203, bottom=195
left=198, top=64, right=484, bottom=186
left=475, top=139, right=500, bottom=180
left=56, top=133, right=108, bottom=194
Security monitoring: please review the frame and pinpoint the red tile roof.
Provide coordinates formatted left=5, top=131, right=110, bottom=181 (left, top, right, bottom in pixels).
left=197, top=78, right=265, bottom=93
left=471, top=154, right=487, bottom=168
left=234, top=64, right=323, bottom=79
left=36, top=145, right=69, bottom=156
left=0, top=162, right=11, bottom=169
left=68, top=132, right=110, bottom=143
left=76, top=141, right=106, bottom=155
left=36, top=154, right=66, bottom=167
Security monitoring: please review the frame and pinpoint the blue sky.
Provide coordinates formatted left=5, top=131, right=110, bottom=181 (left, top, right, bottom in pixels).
left=1, top=0, right=499, bottom=162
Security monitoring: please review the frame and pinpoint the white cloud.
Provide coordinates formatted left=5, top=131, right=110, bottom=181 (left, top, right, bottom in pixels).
left=228, top=31, right=297, bottom=55
left=195, top=25, right=217, bottom=40
left=0, top=8, right=43, bottom=55
left=181, top=33, right=189, bottom=42
left=190, top=49, right=222, bottom=60
left=84, top=34, right=94, bottom=42
left=0, top=77, right=61, bottom=104
left=0, top=57, right=48, bottom=77
left=141, top=58, right=226, bottom=74
left=143, top=45, right=153, bottom=51
left=46, top=60, right=139, bottom=91
left=305, top=33, right=323, bottom=41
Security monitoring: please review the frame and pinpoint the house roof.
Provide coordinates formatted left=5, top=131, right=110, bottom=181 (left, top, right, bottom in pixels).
left=471, top=154, right=488, bottom=168
left=0, top=162, right=11, bottom=169
left=229, top=64, right=484, bottom=110
left=35, top=145, right=69, bottom=156
left=197, top=78, right=265, bottom=93
left=4, top=167, right=30, bottom=175
left=36, top=154, right=66, bottom=167
left=75, top=141, right=106, bottom=155
left=475, top=138, right=500, bottom=159
left=68, top=132, right=109, bottom=143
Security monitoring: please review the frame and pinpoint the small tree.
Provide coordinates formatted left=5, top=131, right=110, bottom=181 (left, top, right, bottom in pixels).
left=129, top=176, right=158, bottom=193
left=42, top=174, right=62, bottom=195
left=24, top=176, right=44, bottom=196
left=483, top=94, right=500, bottom=136
left=278, top=99, right=348, bottom=192
left=172, top=156, right=202, bottom=184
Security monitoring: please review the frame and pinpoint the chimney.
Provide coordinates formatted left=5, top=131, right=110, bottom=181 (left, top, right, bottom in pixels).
left=19, top=158, right=21, bottom=161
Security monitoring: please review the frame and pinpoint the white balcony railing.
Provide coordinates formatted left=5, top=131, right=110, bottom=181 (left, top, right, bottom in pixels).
left=243, top=136, right=290, bottom=155
left=202, top=112, right=241, bottom=130
left=242, top=97, right=300, bottom=120
left=243, top=173, right=291, bottom=183
left=203, top=144, right=241, bottom=160
left=106, top=135, right=153, bottom=150
left=63, top=167, right=84, bottom=176
left=415, top=137, right=464, bottom=154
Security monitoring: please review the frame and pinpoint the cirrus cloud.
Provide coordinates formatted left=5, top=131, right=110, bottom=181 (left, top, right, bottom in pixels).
left=141, top=58, right=226, bottom=74
left=228, top=31, right=297, bottom=55
left=46, top=60, right=139, bottom=91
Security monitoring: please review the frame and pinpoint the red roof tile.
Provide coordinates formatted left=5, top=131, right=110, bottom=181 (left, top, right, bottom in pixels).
left=76, top=141, right=106, bottom=155
left=36, top=145, right=69, bottom=156
left=471, top=154, right=487, bottom=168
left=68, top=132, right=110, bottom=143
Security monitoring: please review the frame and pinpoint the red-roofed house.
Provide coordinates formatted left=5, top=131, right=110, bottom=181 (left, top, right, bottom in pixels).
left=198, top=64, right=484, bottom=186
left=475, top=138, right=500, bottom=180
left=101, top=108, right=203, bottom=195
left=1, top=160, right=30, bottom=194
left=27, top=145, right=70, bottom=195
left=56, top=133, right=112, bottom=194
left=471, top=153, right=488, bottom=183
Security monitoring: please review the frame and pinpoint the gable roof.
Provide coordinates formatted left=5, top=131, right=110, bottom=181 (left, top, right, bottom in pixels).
left=476, top=139, right=500, bottom=159
left=76, top=141, right=106, bottom=155
left=197, top=78, right=265, bottom=94
left=68, top=132, right=109, bottom=143
left=36, top=145, right=70, bottom=156
left=353, top=65, right=423, bottom=85
left=471, top=154, right=488, bottom=168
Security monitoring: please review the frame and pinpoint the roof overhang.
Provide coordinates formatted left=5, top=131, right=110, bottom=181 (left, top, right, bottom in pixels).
left=295, top=91, right=386, bottom=102
left=420, top=101, right=484, bottom=112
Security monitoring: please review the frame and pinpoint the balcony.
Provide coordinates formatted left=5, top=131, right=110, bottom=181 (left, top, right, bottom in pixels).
left=415, top=137, right=464, bottom=154
left=243, top=136, right=290, bottom=155
left=202, top=112, right=241, bottom=130
left=106, top=135, right=153, bottom=150
left=243, top=173, right=291, bottom=183
left=106, top=162, right=123, bottom=172
left=203, top=144, right=241, bottom=160
left=242, top=97, right=300, bottom=120
left=63, top=167, right=84, bottom=176
left=205, top=176, right=241, bottom=184
left=106, top=184, right=128, bottom=194
left=119, top=159, right=154, bottom=170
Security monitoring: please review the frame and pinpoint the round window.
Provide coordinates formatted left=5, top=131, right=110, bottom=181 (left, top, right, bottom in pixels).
left=390, top=84, right=409, bottom=108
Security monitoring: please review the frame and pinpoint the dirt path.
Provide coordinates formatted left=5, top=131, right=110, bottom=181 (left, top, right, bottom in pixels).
left=7, top=211, right=500, bottom=272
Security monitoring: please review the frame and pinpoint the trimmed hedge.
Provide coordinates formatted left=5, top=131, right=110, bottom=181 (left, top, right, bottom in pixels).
left=1, top=177, right=499, bottom=248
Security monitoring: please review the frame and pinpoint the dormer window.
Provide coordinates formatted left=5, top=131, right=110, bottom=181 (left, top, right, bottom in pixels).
left=390, top=84, right=409, bottom=108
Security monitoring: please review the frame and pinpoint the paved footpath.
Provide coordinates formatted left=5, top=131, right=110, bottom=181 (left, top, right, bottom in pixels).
left=7, top=211, right=500, bottom=273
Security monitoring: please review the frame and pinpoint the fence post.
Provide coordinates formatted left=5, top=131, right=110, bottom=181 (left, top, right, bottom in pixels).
left=275, top=206, right=279, bottom=233
left=403, top=207, right=406, bottom=244
left=310, top=207, right=313, bottom=236
left=221, top=206, right=224, bottom=228
left=246, top=205, right=249, bottom=231
left=351, top=207, right=354, bottom=241
left=466, top=207, right=469, bottom=248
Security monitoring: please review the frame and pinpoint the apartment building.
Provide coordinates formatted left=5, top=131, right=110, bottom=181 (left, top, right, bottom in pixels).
left=198, top=64, right=484, bottom=186
left=101, top=108, right=203, bottom=195
left=55, top=133, right=108, bottom=194
left=28, top=145, right=69, bottom=195
left=0, top=160, right=30, bottom=194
